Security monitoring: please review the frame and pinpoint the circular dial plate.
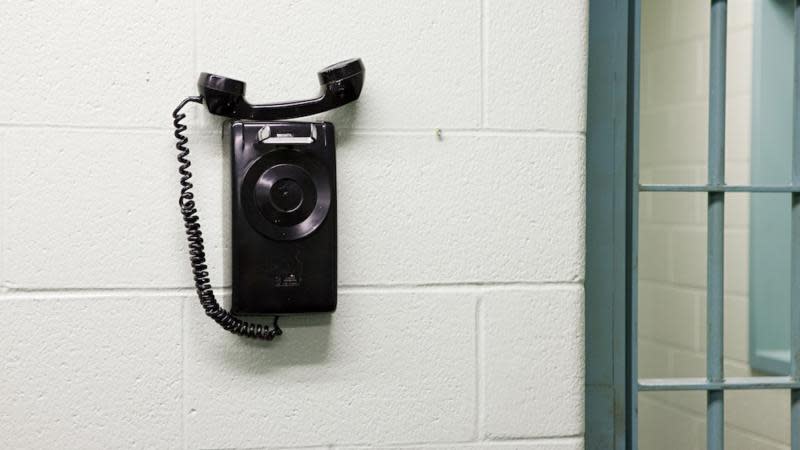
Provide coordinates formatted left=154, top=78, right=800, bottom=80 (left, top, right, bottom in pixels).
left=241, top=149, right=331, bottom=241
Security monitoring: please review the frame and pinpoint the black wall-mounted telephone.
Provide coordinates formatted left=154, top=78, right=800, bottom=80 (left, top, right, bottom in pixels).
left=172, top=58, right=365, bottom=340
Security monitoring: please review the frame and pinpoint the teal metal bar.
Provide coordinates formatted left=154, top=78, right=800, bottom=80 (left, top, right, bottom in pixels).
left=792, top=3, right=800, bottom=449
left=627, top=0, right=642, bottom=447
left=707, top=1, right=727, bottom=449
left=640, top=184, right=800, bottom=193
left=639, top=377, right=800, bottom=391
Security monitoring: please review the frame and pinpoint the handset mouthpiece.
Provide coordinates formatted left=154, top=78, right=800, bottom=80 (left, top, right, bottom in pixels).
left=318, top=58, right=365, bottom=102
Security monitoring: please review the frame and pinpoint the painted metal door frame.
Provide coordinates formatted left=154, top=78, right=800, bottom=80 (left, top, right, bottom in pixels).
left=585, top=0, right=638, bottom=448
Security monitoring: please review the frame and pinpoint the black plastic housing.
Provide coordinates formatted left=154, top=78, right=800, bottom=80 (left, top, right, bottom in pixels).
left=226, top=121, right=337, bottom=315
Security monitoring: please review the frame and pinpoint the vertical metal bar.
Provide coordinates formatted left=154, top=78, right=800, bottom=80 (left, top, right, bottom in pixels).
left=791, top=3, right=800, bottom=449
left=627, top=0, right=642, bottom=447
left=707, top=1, right=727, bottom=449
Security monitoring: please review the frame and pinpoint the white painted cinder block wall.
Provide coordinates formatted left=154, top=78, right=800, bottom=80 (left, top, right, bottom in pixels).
left=0, top=1, right=587, bottom=449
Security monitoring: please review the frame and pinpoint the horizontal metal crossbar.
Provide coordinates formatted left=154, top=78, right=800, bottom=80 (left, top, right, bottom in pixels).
left=639, top=184, right=800, bottom=193
left=638, top=376, right=800, bottom=391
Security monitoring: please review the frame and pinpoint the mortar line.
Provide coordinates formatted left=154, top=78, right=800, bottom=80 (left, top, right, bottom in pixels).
left=202, top=435, right=583, bottom=450
left=339, top=436, right=584, bottom=448
left=0, top=281, right=584, bottom=299
left=0, top=122, right=585, bottom=138
left=475, top=295, right=486, bottom=440
left=481, top=434, right=584, bottom=443
left=180, top=292, right=187, bottom=450
left=480, top=0, right=488, bottom=128
left=348, top=128, right=585, bottom=138
left=185, top=0, right=199, bottom=447
left=192, top=0, right=199, bottom=78
left=725, top=422, right=795, bottom=448
left=341, top=280, right=584, bottom=290
left=0, top=123, right=169, bottom=132
left=0, top=144, right=5, bottom=296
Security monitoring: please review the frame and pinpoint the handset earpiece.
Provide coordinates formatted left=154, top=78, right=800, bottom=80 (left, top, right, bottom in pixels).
left=198, top=58, right=364, bottom=121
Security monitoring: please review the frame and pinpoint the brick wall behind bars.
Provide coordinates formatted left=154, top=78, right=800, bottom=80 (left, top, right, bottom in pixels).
left=0, top=1, right=587, bottom=449
left=638, top=0, right=791, bottom=449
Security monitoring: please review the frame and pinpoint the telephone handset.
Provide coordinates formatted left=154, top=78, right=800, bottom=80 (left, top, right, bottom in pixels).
left=199, top=58, right=364, bottom=120
left=173, top=58, right=365, bottom=340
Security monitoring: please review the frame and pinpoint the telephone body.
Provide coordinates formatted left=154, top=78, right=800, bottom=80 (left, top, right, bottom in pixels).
left=173, top=58, right=364, bottom=339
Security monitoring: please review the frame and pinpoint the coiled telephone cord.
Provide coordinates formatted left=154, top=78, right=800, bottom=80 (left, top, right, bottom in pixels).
left=173, top=96, right=282, bottom=340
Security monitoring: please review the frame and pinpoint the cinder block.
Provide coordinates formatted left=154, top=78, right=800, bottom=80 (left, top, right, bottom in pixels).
left=668, top=0, right=710, bottom=41
left=725, top=426, right=788, bottom=450
left=485, top=0, right=587, bottom=132
left=726, top=389, right=790, bottom=444
left=0, top=1, right=193, bottom=127
left=638, top=226, right=671, bottom=282
left=1, top=129, right=228, bottom=288
left=649, top=192, right=706, bottom=227
left=184, top=290, right=477, bottom=448
left=0, top=295, right=182, bottom=449
left=640, top=108, right=709, bottom=172
left=725, top=192, right=750, bottom=228
left=639, top=282, right=701, bottom=351
left=727, top=29, right=754, bottom=98
left=722, top=295, right=749, bottom=363
left=482, top=287, right=583, bottom=438
left=639, top=110, right=672, bottom=170
left=650, top=42, right=706, bottom=111
left=638, top=338, right=672, bottom=378
left=658, top=348, right=707, bottom=414
left=641, top=0, right=672, bottom=49
left=196, top=0, right=481, bottom=130
left=0, top=131, right=5, bottom=287
left=724, top=229, right=749, bottom=296
left=692, top=291, right=751, bottom=364
left=641, top=166, right=704, bottom=186
left=726, top=97, right=753, bottom=169
left=3, top=130, right=583, bottom=288
left=638, top=395, right=705, bottom=450
left=337, top=133, right=585, bottom=285
left=667, top=105, right=710, bottom=166
left=337, top=438, right=583, bottom=450
left=671, top=228, right=708, bottom=289
left=662, top=105, right=709, bottom=168
left=670, top=349, right=706, bottom=379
